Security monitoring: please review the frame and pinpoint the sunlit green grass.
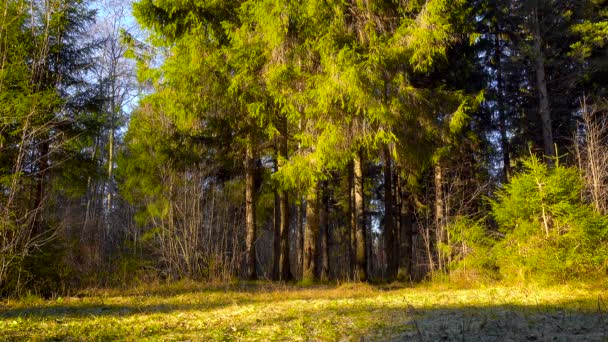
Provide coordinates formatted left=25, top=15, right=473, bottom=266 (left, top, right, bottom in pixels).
left=1, top=281, right=607, bottom=341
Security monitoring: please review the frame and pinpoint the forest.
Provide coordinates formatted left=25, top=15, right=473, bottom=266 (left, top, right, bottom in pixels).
left=1, top=0, right=608, bottom=339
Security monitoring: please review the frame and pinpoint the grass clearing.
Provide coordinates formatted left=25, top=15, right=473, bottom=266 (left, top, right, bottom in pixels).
left=1, top=281, right=607, bottom=341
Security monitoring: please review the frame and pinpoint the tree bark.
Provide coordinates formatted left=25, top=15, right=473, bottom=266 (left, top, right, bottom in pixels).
left=297, top=195, right=305, bottom=279
left=434, top=162, right=445, bottom=272
left=354, top=152, right=367, bottom=281
left=383, top=146, right=397, bottom=281
left=278, top=119, right=292, bottom=281
left=272, top=151, right=281, bottom=280
left=244, top=142, right=257, bottom=280
left=397, top=193, right=413, bottom=281
left=303, top=185, right=319, bottom=281
left=319, top=181, right=330, bottom=281
left=348, top=161, right=356, bottom=280
left=532, top=8, right=554, bottom=162
left=279, top=189, right=291, bottom=281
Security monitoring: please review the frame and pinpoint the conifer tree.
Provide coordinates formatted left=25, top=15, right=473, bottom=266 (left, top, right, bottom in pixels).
left=1, top=0, right=102, bottom=293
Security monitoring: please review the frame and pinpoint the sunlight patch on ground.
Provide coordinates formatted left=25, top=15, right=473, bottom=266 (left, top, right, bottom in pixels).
left=1, top=282, right=606, bottom=341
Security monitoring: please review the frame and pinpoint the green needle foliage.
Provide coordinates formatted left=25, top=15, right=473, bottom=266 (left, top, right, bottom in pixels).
left=3, top=0, right=607, bottom=296
left=448, top=155, right=608, bottom=283
left=490, top=155, right=608, bottom=281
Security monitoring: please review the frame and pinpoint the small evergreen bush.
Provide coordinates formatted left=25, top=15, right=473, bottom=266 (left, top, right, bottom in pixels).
left=449, top=155, right=608, bottom=282
left=491, top=156, right=608, bottom=281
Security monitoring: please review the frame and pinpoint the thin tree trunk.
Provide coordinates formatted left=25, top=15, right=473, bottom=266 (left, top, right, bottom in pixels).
left=106, top=96, right=115, bottom=228
left=397, top=187, right=413, bottom=282
left=33, top=138, right=49, bottom=236
left=278, top=118, right=292, bottom=281
left=434, top=162, right=445, bottom=272
left=244, top=141, right=257, bottom=280
left=495, top=25, right=510, bottom=181
left=303, top=185, right=319, bottom=281
left=272, top=150, right=281, bottom=280
left=297, top=195, right=305, bottom=279
left=272, top=190, right=281, bottom=280
left=279, top=189, right=291, bottom=280
left=84, top=134, right=101, bottom=232
left=532, top=8, right=554, bottom=162
left=354, top=152, right=367, bottom=281
left=383, top=146, right=397, bottom=281
left=105, top=60, right=119, bottom=239
left=348, top=161, right=356, bottom=280
left=319, top=181, right=330, bottom=281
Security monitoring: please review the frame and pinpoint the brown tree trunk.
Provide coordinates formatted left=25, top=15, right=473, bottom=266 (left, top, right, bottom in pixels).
left=532, top=8, right=554, bottom=162
left=297, top=196, right=305, bottom=279
left=319, top=181, right=330, bottom=281
left=245, top=142, right=257, bottom=280
left=397, top=194, right=413, bottom=281
left=434, top=162, right=445, bottom=273
left=279, top=189, right=291, bottom=281
left=303, top=185, right=319, bottom=281
left=278, top=119, right=292, bottom=281
left=272, top=151, right=281, bottom=280
left=383, top=146, right=397, bottom=281
left=348, top=161, right=356, bottom=280
left=354, top=152, right=367, bottom=281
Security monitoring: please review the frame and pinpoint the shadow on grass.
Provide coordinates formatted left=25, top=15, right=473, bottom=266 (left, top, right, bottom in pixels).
left=1, top=304, right=606, bottom=341
left=385, top=305, right=606, bottom=341
left=1, top=285, right=606, bottom=341
left=242, top=302, right=607, bottom=341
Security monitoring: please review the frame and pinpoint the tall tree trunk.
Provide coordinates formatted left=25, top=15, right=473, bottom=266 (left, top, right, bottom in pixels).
left=244, top=142, right=257, bottom=280
left=33, top=138, right=49, bottom=236
left=434, top=162, right=445, bottom=273
left=397, top=181, right=413, bottom=281
left=106, top=92, right=116, bottom=231
left=383, top=146, right=397, bottom=281
left=348, top=161, right=356, bottom=280
left=319, top=181, right=330, bottom=281
left=83, top=136, right=101, bottom=242
left=278, top=119, right=292, bottom=281
left=297, top=195, right=305, bottom=279
left=105, top=63, right=119, bottom=240
left=303, top=185, right=319, bottom=281
left=272, top=150, right=281, bottom=280
left=354, top=152, right=367, bottom=281
left=279, top=189, right=291, bottom=280
left=532, top=8, right=554, bottom=162
left=495, top=24, right=510, bottom=181
left=105, top=118, right=115, bottom=240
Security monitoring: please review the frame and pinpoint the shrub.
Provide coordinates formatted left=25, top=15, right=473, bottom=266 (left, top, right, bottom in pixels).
left=447, top=156, right=608, bottom=283
left=445, top=217, right=500, bottom=281
left=490, top=156, right=608, bottom=281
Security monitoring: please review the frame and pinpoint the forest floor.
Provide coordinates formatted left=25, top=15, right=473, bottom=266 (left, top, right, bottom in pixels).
left=1, top=281, right=607, bottom=341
